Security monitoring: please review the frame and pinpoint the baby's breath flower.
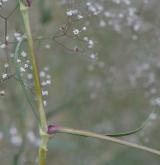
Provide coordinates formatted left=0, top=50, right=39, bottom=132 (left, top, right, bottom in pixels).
left=73, top=29, right=80, bottom=35
left=20, top=67, right=25, bottom=72
left=43, top=100, right=47, bottom=107
left=0, top=90, right=5, bottom=96
left=2, top=73, right=7, bottom=79
left=0, top=43, right=6, bottom=49
left=42, top=90, right=49, bottom=96
left=21, top=51, right=27, bottom=57
left=4, top=63, right=9, bottom=68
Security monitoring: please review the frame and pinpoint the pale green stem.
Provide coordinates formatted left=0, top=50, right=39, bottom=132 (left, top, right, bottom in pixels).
left=19, top=1, right=48, bottom=165
left=55, top=127, right=160, bottom=156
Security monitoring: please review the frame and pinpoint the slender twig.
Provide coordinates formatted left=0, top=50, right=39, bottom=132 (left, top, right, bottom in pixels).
left=0, top=14, right=5, bottom=19
left=4, top=20, right=7, bottom=44
left=51, top=126, right=160, bottom=156
left=6, top=4, right=19, bottom=19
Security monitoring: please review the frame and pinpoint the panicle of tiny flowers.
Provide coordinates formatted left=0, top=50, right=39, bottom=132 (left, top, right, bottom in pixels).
left=40, top=66, right=52, bottom=107
left=9, top=126, right=22, bottom=147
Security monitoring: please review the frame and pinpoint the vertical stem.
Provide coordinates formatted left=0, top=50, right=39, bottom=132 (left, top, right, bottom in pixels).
left=39, top=148, right=46, bottom=165
left=19, top=1, right=48, bottom=165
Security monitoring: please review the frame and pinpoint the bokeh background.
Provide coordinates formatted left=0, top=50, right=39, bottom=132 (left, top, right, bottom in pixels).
left=0, top=0, right=160, bottom=164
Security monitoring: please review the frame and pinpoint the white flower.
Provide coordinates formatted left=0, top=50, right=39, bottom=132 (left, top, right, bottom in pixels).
left=2, top=73, right=7, bottom=79
left=40, top=71, right=45, bottom=77
left=45, top=44, right=51, bottom=49
left=0, top=44, right=6, bottom=49
left=20, top=67, right=25, bottom=72
left=43, top=100, right=47, bottom=106
left=90, top=53, right=97, bottom=59
left=42, top=90, right=49, bottom=96
left=4, top=63, right=9, bottom=68
left=27, top=73, right=33, bottom=80
left=66, top=9, right=78, bottom=16
left=73, top=29, right=80, bottom=35
left=10, top=135, right=22, bottom=146
left=21, top=51, right=27, bottom=57
left=0, top=90, right=5, bottom=96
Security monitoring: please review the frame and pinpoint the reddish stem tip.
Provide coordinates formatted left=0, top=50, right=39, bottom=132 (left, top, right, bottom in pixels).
left=47, top=124, right=60, bottom=135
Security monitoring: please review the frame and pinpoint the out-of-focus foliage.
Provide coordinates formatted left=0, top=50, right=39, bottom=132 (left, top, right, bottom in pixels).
left=0, top=0, right=160, bottom=164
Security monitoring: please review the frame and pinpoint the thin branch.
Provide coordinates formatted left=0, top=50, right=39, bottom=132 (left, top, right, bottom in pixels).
left=49, top=126, right=160, bottom=156
left=0, top=14, right=5, bottom=19
left=6, top=4, right=19, bottom=19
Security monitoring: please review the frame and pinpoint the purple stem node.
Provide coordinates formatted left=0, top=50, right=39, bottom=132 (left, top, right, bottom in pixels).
left=47, top=124, right=60, bottom=135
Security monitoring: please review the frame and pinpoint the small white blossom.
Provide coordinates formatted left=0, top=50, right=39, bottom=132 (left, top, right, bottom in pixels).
left=45, top=44, right=51, bottom=49
left=0, top=44, right=6, bottom=49
left=10, top=135, right=22, bottom=146
left=73, top=29, right=80, bottom=35
left=21, top=51, right=27, bottom=57
left=20, top=67, right=25, bottom=72
left=40, top=71, right=45, bottom=77
left=90, top=53, right=97, bottom=59
left=46, top=80, right=51, bottom=85
left=24, top=64, right=29, bottom=68
left=14, top=32, right=22, bottom=41
left=88, top=40, right=94, bottom=48
left=66, top=9, right=78, bottom=16
left=82, top=26, right=87, bottom=31
left=17, top=59, right=21, bottom=63
left=42, top=90, right=49, bottom=96
left=43, top=100, right=47, bottom=107
left=27, top=73, right=33, bottom=80
left=2, top=73, right=7, bottom=79
left=149, top=113, right=157, bottom=120
left=78, top=15, right=83, bottom=19
left=4, top=63, right=9, bottom=68
left=0, top=90, right=5, bottom=96
left=41, top=81, right=47, bottom=86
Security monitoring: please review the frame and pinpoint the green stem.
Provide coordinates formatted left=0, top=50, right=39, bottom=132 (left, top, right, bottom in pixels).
left=19, top=1, right=48, bottom=165
left=55, top=127, right=160, bottom=156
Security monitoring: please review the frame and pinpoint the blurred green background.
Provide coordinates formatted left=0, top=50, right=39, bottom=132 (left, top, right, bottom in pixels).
left=0, top=0, right=160, bottom=164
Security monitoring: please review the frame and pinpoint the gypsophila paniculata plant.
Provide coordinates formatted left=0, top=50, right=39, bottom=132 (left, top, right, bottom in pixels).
left=0, top=0, right=160, bottom=164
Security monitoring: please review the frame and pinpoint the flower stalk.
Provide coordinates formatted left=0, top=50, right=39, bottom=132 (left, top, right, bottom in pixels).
left=19, top=1, right=48, bottom=165
left=48, top=125, right=160, bottom=156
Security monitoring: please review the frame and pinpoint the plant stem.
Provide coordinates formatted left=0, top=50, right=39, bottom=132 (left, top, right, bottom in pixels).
left=19, top=1, right=48, bottom=165
left=55, top=127, right=160, bottom=156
